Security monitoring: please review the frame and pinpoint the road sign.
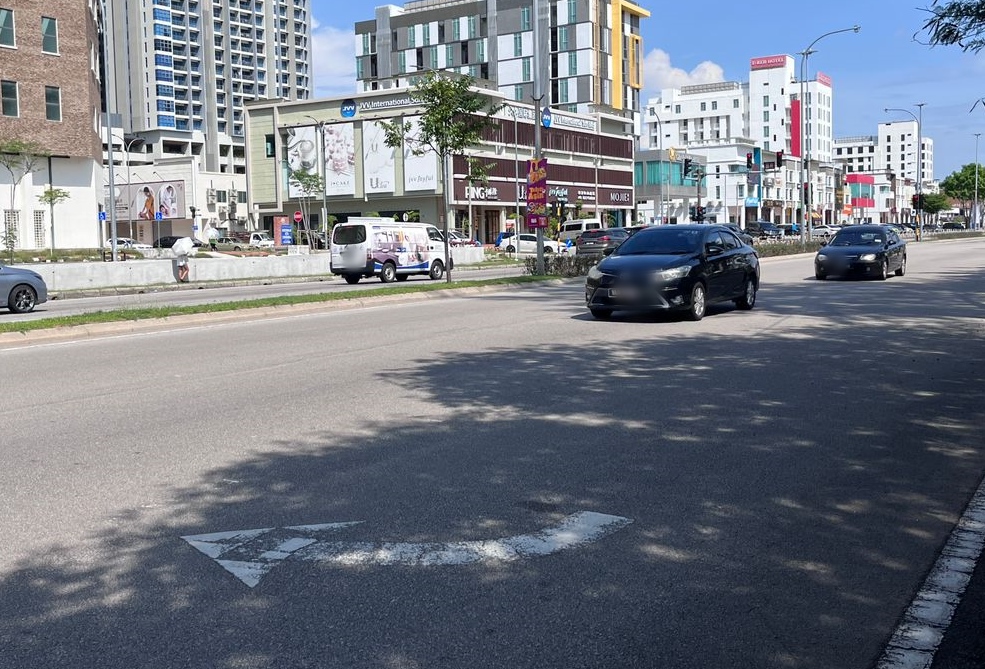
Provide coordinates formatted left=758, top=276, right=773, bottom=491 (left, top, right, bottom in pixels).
left=293, top=210, right=304, bottom=224
left=98, top=211, right=107, bottom=221
left=182, top=511, right=632, bottom=588
left=155, top=212, right=163, bottom=221
left=541, top=107, right=552, bottom=128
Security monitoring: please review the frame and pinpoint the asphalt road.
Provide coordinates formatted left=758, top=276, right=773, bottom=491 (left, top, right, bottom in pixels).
left=1, top=239, right=984, bottom=669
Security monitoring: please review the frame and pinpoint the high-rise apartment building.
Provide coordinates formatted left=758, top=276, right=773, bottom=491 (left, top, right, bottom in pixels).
left=353, top=0, right=649, bottom=121
left=104, top=0, right=312, bottom=174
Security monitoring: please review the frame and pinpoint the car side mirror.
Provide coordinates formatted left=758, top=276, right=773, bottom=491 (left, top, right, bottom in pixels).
left=602, top=247, right=615, bottom=256
left=705, top=244, right=724, bottom=256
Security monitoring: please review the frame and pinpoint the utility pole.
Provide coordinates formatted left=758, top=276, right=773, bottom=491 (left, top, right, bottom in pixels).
left=532, top=0, right=545, bottom=275
left=975, top=133, right=981, bottom=230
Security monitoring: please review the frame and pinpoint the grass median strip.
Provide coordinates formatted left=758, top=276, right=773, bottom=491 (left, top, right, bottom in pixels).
left=0, top=276, right=551, bottom=334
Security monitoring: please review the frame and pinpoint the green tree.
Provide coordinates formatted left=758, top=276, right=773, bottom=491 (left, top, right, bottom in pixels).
left=921, top=192, right=951, bottom=217
left=290, top=168, right=324, bottom=248
left=0, top=138, right=50, bottom=260
left=919, top=0, right=985, bottom=51
left=380, top=71, right=502, bottom=282
left=37, top=187, right=70, bottom=256
left=940, top=163, right=982, bottom=223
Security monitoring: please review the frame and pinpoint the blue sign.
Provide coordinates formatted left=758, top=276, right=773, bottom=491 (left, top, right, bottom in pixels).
left=98, top=211, right=107, bottom=221
left=340, top=98, right=357, bottom=118
left=541, top=107, right=552, bottom=128
left=745, top=197, right=761, bottom=207
left=155, top=212, right=163, bottom=221
left=280, top=228, right=294, bottom=245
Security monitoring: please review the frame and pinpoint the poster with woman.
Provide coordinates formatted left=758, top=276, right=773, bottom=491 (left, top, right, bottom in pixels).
left=286, top=125, right=319, bottom=199
left=136, top=186, right=155, bottom=220
left=324, top=123, right=355, bottom=197
left=158, top=184, right=178, bottom=217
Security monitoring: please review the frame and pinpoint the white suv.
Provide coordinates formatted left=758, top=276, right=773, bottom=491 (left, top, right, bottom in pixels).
left=497, top=233, right=561, bottom=254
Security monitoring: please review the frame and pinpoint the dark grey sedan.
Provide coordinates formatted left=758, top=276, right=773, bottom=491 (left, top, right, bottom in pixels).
left=814, top=225, right=906, bottom=280
left=1, top=264, right=48, bottom=313
left=575, top=228, right=632, bottom=257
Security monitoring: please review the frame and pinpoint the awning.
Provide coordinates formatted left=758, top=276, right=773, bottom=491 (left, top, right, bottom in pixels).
left=810, top=212, right=822, bottom=220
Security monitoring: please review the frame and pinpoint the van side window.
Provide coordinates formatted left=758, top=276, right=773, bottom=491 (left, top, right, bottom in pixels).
left=334, top=226, right=366, bottom=244
left=587, top=223, right=600, bottom=230
left=427, top=227, right=443, bottom=242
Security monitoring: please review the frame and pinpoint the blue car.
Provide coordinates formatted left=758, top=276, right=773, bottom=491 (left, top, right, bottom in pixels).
left=1, top=264, right=48, bottom=313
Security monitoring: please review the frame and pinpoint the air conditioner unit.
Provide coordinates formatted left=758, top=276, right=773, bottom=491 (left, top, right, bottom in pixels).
left=217, top=205, right=228, bottom=220
left=764, top=178, right=776, bottom=187
left=206, top=189, right=216, bottom=204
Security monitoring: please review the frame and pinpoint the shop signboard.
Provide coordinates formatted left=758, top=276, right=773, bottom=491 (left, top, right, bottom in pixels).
left=526, top=158, right=548, bottom=229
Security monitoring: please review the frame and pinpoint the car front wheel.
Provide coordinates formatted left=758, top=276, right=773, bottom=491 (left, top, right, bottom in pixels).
left=590, top=308, right=612, bottom=320
left=8, top=284, right=38, bottom=313
left=735, top=277, right=757, bottom=310
left=877, top=259, right=889, bottom=281
left=686, top=283, right=706, bottom=321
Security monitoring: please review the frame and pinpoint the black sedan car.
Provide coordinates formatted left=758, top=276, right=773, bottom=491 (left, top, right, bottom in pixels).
left=153, top=236, right=204, bottom=249
left=814, top=225, right=906, bottom=280
left=575, top=227, right=632, bottom=257
left=585, top=224, right=760, bottom=321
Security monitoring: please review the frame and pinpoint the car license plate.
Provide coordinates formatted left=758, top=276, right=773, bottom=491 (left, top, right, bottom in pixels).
left=609, top=287, right=635, bottom=299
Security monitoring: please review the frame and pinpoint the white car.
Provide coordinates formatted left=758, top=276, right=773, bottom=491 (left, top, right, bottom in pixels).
left=105, top=237, right=152, bottom=250
left=810, top=225, right=840, bottom=239
left=496, top=233, right=561, bottom=254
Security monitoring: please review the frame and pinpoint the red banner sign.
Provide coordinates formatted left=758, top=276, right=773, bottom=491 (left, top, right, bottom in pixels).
left=526, top=158, right=549, bottom=229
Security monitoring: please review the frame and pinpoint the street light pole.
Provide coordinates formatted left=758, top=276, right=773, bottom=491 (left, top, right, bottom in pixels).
left=975, top=133, right=981, bottom=230
left=98, top=0, right=120, bottom=261
left=799, top=25, right=860, bottom=243
left=884, top=105, right=925, bottom=237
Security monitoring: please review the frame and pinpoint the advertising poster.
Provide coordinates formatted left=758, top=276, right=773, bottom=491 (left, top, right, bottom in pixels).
left=106, top=180, right=186, bottom=220
left=526, top=158, right=548, bottom=229
left=324, top=122, right=356, bottom=197
left=362, top=120, right=396, bottom=194
left=285, top=125, right=319, bottom=199
left=402, top=116, right=438, bottom=192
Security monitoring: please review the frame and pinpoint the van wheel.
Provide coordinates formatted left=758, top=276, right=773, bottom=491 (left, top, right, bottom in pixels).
left=429, top=260, right=445, bottom=280
left=344, top=274, right=360, bottom=285
left=380, top=262, right=397, bottom=283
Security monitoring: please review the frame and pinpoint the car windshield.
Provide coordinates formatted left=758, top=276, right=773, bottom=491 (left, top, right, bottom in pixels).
left=830, top=230, right=884, bottom=246
left=614, top=228, right=702, bottom=255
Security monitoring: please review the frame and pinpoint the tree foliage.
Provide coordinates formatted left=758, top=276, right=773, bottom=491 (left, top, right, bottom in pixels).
left=921, top=192, right=951, bottom=215
left=940, top=163, right=982, bottom=202
left=918, top=0, right=985, bottom=51
left=1, top=138, right=49, bottom=257
left=290, top=168, right=324, bottom=246
left=379, top=71, right=502, bottom=282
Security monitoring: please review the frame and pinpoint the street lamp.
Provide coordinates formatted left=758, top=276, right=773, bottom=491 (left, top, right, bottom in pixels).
left=112, top=133, right=143, bottom=240
left=799, top=25, right=860, bottom=242
left=97, top=0, right=120, bottom=260
left=304, top=115, right=328, bottom=247
left=884, top=105, right=925, bottom=237
left=504, top=105, right=522, bottom=249
left=975, top=133, right=981, bottom=230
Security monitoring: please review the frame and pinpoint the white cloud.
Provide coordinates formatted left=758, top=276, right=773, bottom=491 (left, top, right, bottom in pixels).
left=311, top=22, right=358, bottom=97
left=642, top=48, right=725, bottom=99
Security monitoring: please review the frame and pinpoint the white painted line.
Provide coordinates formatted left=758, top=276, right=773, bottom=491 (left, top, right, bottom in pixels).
left=875, top=477, right=985, bottom=669
left=182, top=511, right=632, bottom=588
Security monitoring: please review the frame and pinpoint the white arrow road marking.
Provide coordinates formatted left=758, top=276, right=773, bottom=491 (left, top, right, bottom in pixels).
left=182, top=512, right=632, bottom=588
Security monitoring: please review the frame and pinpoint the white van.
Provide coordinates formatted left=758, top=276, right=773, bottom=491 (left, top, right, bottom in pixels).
left=330, top=218, right=451, bottom=284
left=558, top=218, right=605, bottom=243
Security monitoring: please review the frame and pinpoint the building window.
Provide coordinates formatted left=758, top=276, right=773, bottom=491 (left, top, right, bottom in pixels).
left=567, top=0, right=576, bottom=22
left=763, top=110, right=769, bottom=121
left=514, top=84, right=523, bottom=101
left=733, top=98, right=739, bottom=108
left=44, top=85, right=60, bottom=121
left=522, top=57, right=531, bottom=81
left=265, top=134, right=275, bottom=157
left=33, top=210, right=45, bottom=247
left=41, top=16, right=58, bottom=53
left=0, top=8, right=15, bottom=47
left=452, top=18, right=460, bottom=40
left=0, top=79, right=16, bottom=116
left=558, top=79, right=568, bottom=103
left=558, top=26, right=568, bottom=51
left=429, top=46, right=438, bottom=69
left=476, top=40, right=484, bottom=63
left=407, top=26, right=415, bottom=48
left=674, top=104, right=680, bottom=114
left=398, top=51, right=406, bottom=73
left=763, top=95, right=769, bottom=106
left=700, top=102, right=706, bottom=111
left=568, top=52, right=577, bottom=75
left=514, top=32, right=522, bottom=57
left=422, top=24, right=430, bottom=46
left=444, top=45, right=453, bottom=66
left=468, top=15, right=476, bottom=38
left=711, top=100, right=717, bottom=110
left=520, top=6, right=531, bottom=31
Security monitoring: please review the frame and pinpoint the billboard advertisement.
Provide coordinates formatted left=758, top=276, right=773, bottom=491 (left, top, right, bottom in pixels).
left=105, top=180, right=186, bottom=220
left=403, top=116, right=438, bottom=192
left=285, top=125, right=319, bottom=199
left=324, top=122, right=356, bottom=196
left=362, top=120, right=396, bottom=194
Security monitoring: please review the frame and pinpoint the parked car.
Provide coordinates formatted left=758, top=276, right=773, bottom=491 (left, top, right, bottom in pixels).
left=215, top=236, right=250, bottom=251
left=447, top=230, right=482, bottom=247
left=1, top=264, right=48, bottom=313
left=810, top=225, right=840, bottom=239
left=105, top=237, right=152, bottom=250
left=153, top=236, right=204, bottom=249
left=942, top=221, right=967, bottom=230
left=745, top=220, right=784, bottom=240
left=585, top=224, right=760, bottom=321
left=497, top=233, right=561, bottom=254
left=814, top=224, right=906, bottom=280
left=721, top=223, right=754, bottom=246
left=575, top=228, right=632, bottom=257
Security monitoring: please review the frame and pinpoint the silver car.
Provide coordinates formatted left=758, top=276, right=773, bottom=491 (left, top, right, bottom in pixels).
left=1, top=264, right=48, bottom=313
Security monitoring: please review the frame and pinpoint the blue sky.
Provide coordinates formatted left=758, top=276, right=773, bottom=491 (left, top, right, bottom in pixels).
left=311, top=0, right=985, bottom=180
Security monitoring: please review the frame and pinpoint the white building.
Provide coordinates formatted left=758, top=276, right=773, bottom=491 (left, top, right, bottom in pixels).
left=640, top=54, right=842, bottom=227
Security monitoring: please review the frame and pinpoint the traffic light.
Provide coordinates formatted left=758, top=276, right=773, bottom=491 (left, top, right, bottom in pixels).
left=916, top=194, right=925, bottom=210
left=911, top=194, right=919, bottom=209
left=688, top=205, right=697, bottom=220
left=683, top=158, right=693, bottom=176
left=695, top=206, right=706, bottom=222
left=776, top=150, right=783, bottom=166
left=746, top=152, right=754, bottom=169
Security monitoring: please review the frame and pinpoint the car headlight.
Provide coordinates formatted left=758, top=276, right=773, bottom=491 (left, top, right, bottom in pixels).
left=587, top=265, right=603, bottom=281
left=816, top=253, right=827, bottom=261
left=859, top=253, right=877, bottom=261
left=653, top=266, right=691, bottom=282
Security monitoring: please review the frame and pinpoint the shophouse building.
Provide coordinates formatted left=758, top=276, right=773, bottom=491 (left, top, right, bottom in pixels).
left=244, top=84, right=635, bottom=243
